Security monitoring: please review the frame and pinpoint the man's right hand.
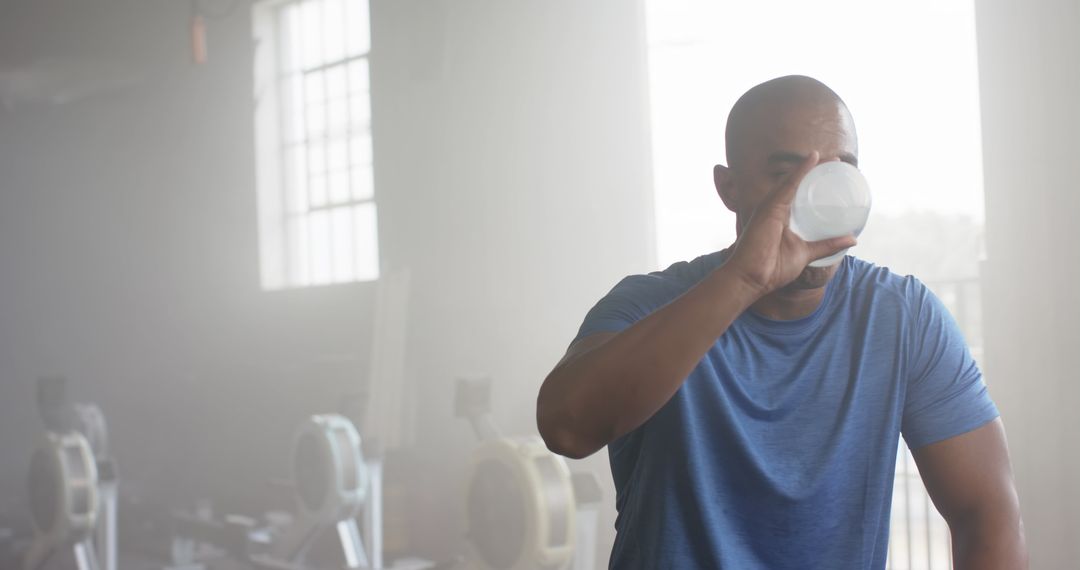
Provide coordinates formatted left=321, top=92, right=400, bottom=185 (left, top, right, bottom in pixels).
left=722, top=151, right=858, bottom=297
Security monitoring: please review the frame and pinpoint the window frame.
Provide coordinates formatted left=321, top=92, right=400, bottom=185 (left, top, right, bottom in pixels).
left=253, top=0, right=379, bottom=290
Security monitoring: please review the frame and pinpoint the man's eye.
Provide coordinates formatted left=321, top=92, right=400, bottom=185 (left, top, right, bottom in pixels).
left=771, top=171, right=790, bottom=179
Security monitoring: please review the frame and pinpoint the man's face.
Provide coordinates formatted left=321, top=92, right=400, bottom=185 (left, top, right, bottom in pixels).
left=723, top=99, right=859, bottom=290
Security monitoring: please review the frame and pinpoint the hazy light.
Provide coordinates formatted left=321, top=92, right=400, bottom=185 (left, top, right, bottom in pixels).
left=645, top=0, right=984, bottom=267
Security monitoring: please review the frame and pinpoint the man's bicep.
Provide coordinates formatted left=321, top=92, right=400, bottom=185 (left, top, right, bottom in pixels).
left=911, top=418, right=1020, bottom=524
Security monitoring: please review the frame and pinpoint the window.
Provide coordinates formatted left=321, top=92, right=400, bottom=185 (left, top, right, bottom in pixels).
left=253, top=0, right=378, bottom=290
left=645, top=1, right=985, bottom=567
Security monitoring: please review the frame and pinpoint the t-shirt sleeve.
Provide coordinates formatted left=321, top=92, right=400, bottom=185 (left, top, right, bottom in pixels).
left=901, top=278, right=999, bottom=449
left=571, top=274, right=660, bottom=346
left=570, top=274, right=667, bottom=461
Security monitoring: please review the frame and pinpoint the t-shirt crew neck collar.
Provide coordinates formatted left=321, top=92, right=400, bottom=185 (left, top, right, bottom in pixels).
left=739, top=257, right=846, bottom=335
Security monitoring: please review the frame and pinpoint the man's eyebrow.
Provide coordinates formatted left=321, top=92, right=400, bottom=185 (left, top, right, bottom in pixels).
left=766, top=151, right=860, bottom=167
left=767, top=151, right=807, bottom=165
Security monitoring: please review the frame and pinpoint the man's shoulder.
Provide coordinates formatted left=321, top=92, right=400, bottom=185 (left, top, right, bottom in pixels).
left=609, top=250, right=728, bottom=300
left=573, top=254, right=727, bottom=343
left=844, top=256, right=933, bottom=314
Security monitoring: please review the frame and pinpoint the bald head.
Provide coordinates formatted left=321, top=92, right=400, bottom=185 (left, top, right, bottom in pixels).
left=725, top=75, right=854, bottom=170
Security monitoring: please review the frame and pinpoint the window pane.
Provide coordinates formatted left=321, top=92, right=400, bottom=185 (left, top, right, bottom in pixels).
left=344, top=0, right=371, bottom=56
left=328, top=98, right=348, bottom=136
left=350, top=164, right=374, bottom=202
left=328, top=169, right=350, bottom=205
left=331, top=206, right=354, bottom=282
left=305, top=70, right=325, bottom=104
left=307, top=142, right=326, bottom=175
left=285, top=214, right=310, bottom=286
left=322, top=0, right=346, bottom=64
left=352, top=202, right=380, bottom=281
left=281, top=75, right=305, bottom=145
left=298, top=0, right=323, bottom=70
left=279, top=4, right=302, bottom=74
left=285, top=145, right=309, bottom=214
left=308, top=208, right=332, bottom=285
left=349, top=133, right=372, bottom=168
left=347, top=59, right=370, bottom=93
left=327, top=138, right=348, bottom=171
left=349, top=92, right=371, bottom=130
left=326, top=65, right=346, bottom=99
left=309, top=174, right=328, bottom=209
left=305, top=101, right=326, bottom=139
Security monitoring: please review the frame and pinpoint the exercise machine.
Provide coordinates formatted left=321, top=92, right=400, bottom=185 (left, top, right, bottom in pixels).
left=152, top=412, right=431, bottom=570
left=23, top=377, right=118, bottom=570
left=455, top=379, right=601, bottom=570
left=23, top=430, right=101, bottom=570
left=73, top=403, right=118, bottom=570
left=252, top=413, right=373, bottom=570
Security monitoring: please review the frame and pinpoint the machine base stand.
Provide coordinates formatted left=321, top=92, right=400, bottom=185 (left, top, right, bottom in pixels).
left=24, top=538, right=100, bottom=570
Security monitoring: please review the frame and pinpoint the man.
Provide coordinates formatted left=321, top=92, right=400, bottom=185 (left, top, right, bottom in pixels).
left=536, top=76, right=1026, bottom=569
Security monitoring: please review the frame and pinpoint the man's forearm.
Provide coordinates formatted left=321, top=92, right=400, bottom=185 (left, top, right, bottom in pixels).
left=951, top=512, right=1027, bottom=570
left=537, top=264, right=761, bottom=459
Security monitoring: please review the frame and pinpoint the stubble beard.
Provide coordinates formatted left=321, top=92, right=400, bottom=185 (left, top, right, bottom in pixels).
left=783, top=264, right=833, bottom=291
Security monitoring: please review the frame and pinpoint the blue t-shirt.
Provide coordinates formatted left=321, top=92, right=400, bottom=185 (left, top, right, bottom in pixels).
left=573, top=252, right=998, bottom=569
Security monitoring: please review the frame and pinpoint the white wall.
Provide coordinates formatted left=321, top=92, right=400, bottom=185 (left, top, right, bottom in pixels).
left=0, top=0, right=655, bottom=565
left=373, top=0, right=655, bottom=560
left=975, top=0, right=1080, bottom=566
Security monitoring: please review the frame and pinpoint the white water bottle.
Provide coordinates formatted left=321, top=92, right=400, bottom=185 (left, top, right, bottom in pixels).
left=789, top=161, right=872, bottom=267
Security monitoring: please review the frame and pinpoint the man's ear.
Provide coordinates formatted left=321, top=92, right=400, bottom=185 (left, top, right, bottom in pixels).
left=714, top=164, right=738, bottom=213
